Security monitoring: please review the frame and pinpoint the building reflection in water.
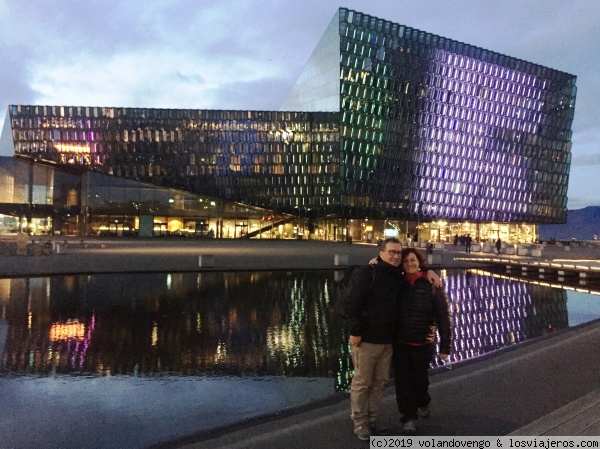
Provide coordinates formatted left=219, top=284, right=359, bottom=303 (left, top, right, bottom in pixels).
left=439, top=269, right=568, bottom=367
left=0, top=270, right=589, bottom=392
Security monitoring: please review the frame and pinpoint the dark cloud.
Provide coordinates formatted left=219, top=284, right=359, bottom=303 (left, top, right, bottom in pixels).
left=171, top=71, right=206, bottom=85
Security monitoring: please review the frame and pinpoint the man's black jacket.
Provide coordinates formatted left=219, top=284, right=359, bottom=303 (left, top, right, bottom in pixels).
left=342, top=257, right=402, bottom=344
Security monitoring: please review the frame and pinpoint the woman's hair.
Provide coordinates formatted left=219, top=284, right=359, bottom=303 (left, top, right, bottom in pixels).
left=401, top=247, right=427, bottom=271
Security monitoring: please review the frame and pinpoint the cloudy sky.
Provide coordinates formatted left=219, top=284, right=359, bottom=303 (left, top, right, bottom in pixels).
left=0, top=0, right=598, bottom=209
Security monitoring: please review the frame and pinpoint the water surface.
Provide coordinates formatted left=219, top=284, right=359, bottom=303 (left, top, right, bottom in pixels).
left=2, top=269, right=599, bottom=389
left=2, top=269, right=600, bottom=448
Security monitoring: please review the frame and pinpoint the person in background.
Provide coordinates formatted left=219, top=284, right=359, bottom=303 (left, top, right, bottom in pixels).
left=394, top=248, right=452, bottom=434
left=496, top=237, right=502, bottom=255
left=465, top=234, right=472, bottom=254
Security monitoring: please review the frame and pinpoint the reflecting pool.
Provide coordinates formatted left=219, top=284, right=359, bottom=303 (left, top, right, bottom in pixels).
left=1, top=269, right=600, bottom=392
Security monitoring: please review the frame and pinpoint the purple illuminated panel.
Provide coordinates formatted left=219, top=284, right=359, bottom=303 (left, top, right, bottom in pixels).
left=339, top=8, right=576, bottom=223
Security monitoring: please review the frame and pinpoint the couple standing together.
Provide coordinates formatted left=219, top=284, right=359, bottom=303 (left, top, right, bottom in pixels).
left=342, top=237, right=453, bottom=440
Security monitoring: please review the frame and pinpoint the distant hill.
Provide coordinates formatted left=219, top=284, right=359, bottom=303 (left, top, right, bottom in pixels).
left=538, top=206, right=600, bottom=241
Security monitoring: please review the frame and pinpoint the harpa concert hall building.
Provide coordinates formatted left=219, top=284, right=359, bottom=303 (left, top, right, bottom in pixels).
left=0, top=8, right=576, bottom=243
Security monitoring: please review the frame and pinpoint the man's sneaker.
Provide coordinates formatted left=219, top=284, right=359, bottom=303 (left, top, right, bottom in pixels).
left=370, top=422, right=390, bottom=435
left=417, top=407, right=430, bottom=419
left=354, top=424, right=372, bottom=441
left=403, top=419, right=417, bottom=434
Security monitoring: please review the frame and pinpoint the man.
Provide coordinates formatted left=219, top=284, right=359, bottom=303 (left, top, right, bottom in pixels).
left=342, top=237, right=403, bottom=441
left=465, top=234, right=472, bottom=254
left=342, top=238, right=440, bottom=441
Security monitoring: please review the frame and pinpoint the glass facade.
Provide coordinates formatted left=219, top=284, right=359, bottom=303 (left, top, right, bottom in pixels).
left=0, top=157, right=81, bottom=235
left=7, top=107, right=340, bottom=219
left=0, top=8, right=577, bottom=239
left=0, top=157, right=298, bottom=238
left=336, top=8, right=575, bottom=224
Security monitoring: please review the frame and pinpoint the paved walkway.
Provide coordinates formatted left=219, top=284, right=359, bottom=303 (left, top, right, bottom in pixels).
left=1, top=236, right=599, bottom=277
left=1, top=237, right=599, bottom=448
left=164, top=319, right=600, bottom=448
left=509, top=389, right=600, bottom=436
left=0, top=239, right=387, bottom=277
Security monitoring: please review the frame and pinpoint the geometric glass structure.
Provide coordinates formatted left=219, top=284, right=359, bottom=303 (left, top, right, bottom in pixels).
left=284, top=9, right=576, bottom=223
left=6, top=107, right=340, bottom=219
left=1, top=8, right=577, bottom=238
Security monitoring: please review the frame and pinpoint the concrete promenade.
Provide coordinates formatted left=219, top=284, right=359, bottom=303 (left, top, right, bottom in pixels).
left=1, top=237, right=600, bottom=448
left=2, top=235, right=599, bottom=278
left=0, top=238, right=390, bottom=277
left=171, top=321, right=600, bottom=449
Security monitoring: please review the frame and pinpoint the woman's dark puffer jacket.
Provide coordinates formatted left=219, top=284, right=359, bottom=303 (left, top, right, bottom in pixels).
left=396, top=276, right=453, bottom=354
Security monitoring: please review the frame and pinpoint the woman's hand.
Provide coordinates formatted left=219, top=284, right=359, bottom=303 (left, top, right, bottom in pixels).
left=439, top=353, right=449, bottom=361
left=368, top=257, right=378, bottom=265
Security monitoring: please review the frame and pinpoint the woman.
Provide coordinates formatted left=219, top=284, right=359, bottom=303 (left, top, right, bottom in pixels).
left=394, top=248, right=452, bottom=434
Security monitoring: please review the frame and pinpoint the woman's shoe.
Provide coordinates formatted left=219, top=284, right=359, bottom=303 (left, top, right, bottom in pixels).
left=403, top=419, right=417, bottom=434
